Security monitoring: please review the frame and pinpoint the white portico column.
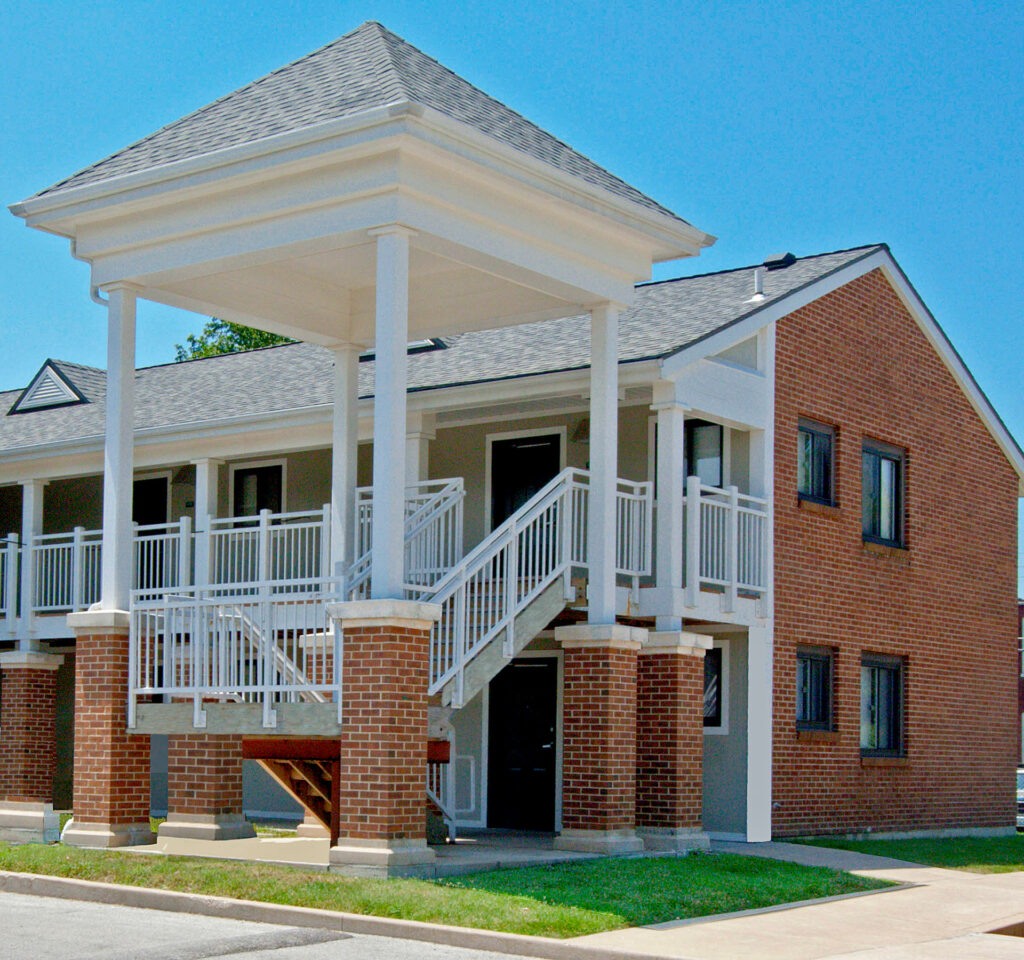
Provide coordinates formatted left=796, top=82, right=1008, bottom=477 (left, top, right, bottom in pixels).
left=330, top=344, right=361, bottom=578
left=653, top=385, right=686, bottom=632
left=192, top=458, right=222, bottom=587
left=99, top=284, right=138, bottom=611
left=405, top=413, right=435, bottom=484
left=587, top=302, right=620, bottom=624
left=369, top=226, right=413, bottom=599
left=18, top=479, right=46, bottom=645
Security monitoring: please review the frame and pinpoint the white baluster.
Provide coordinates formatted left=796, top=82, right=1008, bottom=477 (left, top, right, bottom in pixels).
left=685, top=475, right=701, bottom=608
left=71, top=526, right=86, bottom=611
left=177, top=516, right=192, bottom=589
left=724, top=486, right=739, bottom=613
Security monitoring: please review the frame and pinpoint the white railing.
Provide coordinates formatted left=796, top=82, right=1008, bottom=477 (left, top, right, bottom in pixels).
left=684, top=476, right=769, bottom=609
left=425, top=468, right=653, bottom=705
left=1, top=536, right=19, bottom=630
left=129, top=578, right=341, bottom=729
left=427, top=757, right=457, bottom=841
left=135, top=519, right=192, bottom=602
left=31, top=528, right=102, bottom=613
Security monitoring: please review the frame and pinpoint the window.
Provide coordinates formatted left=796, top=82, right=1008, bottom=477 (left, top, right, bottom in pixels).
left=796, top=647, right=833, bottom=730
left=703, top=646, right=723, bottom=727
left=862, top=442, right=904, bottom=546
left=798, top=420, right=834, bottom=505
left=860, top=656, right=903, bottom=756
left=232, top=464, right=283, bottom=517
left=686, top=419, right=723, bottom=488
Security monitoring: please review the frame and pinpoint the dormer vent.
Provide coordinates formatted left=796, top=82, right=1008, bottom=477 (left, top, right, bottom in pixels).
left=763, top=252, right=796, bottom=270
left=8, top=361, right=87, bottom=415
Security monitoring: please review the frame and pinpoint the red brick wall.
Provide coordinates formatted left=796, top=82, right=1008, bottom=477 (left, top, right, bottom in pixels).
left=72, top=631, right=151, bottom=825
left=337, top=622, right=429, bottom=841
left=0, top=666, right=58, bottom=803
left=773, top=267, right=1020, bottom=836
left=167, top=734, right=244, bottom=817
left=562, top=645, right=638, bottom=831
left=636, top=651, right=704, bottom=830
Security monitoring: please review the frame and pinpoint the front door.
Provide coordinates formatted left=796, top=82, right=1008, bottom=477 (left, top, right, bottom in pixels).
left=487, top=657, right=558, bottom=830
left=489, top=434, right=561, bottom=529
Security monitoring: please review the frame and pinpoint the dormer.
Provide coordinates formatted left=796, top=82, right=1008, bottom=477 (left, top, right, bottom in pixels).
left=8, top=360, right=88, bottom=414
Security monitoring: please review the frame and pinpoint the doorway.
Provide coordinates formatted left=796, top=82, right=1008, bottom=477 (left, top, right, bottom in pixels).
left=487, top=657, right=558, bottom=831
left=133, top=475, right=169, bottom=527
left=487, top=431, right=562, bottom=530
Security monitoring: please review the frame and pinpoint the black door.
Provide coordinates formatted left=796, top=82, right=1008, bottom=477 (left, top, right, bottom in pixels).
left=133, top=477, right=169, bottom=527
left=488, top=657, right=558, bottom=831
left=490, top=435, right=561, bottom=528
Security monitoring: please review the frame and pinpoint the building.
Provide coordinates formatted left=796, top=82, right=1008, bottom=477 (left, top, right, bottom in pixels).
left=1, top=23, right=1021, bottom=874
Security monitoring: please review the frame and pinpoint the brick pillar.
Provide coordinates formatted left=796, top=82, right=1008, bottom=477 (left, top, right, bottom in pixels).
left=325, top=599, right=441, bottom=877
left=64, top=612, right=154, bottom=847
left=636, top=631, right=711, bottom=852
left=0, top=651, right=63, bottom=843
left=554, top=624, right=646, bottom=855
left=159, top=734, right=254, bottom=841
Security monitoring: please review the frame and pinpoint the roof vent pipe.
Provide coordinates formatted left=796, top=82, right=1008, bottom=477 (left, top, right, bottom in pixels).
left=746, top=266, right=767, bottom=303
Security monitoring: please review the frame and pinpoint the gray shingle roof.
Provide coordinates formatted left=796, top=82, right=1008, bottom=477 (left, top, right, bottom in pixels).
left=33, top=22, right=688, bottom=225
left=0, top=245, right=880, bottom=454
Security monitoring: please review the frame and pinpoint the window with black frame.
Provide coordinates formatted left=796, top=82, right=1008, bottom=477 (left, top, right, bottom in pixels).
left=685, top=419, right=723, bottom=488
left=860, top=655, right=903, bottom=756
left=703, top=646, right=723, bottom=727
left=796, top=647, right=833, bottom=730
left=862, top=442, right=905, bottom=546
left=798, top=420, right=835, bottom=505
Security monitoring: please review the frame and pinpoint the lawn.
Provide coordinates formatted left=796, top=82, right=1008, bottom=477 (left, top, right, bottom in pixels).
left=0, top=843, right=887, bottom=937
left=799, top=835, right=1024, bottom=874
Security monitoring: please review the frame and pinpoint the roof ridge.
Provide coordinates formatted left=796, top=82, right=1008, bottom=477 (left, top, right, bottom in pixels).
left=367, top=22, right=414, bottom=101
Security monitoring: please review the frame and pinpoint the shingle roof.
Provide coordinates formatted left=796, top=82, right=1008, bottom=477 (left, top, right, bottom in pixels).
left=0, top=246, right=880, bottom=454
left=33, top=22, right=687, bottom=225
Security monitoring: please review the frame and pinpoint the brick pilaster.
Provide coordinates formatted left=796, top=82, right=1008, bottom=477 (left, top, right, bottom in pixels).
left=554, top=624, right=646, bottom=854
left=635, top=632, right=710, bottom=851
left=325, top=599, right=441, bottom=877
left=64, top=613, right=154, bottom=847
left=159, top=734, right=254, bottom=841
left=0, top=651, right=63, bottom=843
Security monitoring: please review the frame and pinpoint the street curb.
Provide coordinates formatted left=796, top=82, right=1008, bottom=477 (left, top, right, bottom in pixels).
left=0, top=870, right=690, bottom=960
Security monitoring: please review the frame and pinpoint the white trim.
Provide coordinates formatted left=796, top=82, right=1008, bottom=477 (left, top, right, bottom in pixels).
left=11, top=362, right=82, bottom=412
left=703, top=637, right=731, bottom=736
left=483, top=426, right=567, bottom=534
left=227, top=458, right=287, bottom=516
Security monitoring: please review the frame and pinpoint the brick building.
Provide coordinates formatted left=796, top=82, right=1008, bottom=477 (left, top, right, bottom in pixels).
left=1, top=23, right=1021, bottom=871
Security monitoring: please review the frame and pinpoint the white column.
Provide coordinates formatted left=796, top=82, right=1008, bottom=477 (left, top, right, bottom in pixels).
left=330, top=343, right=361, bottom=578
left=192, top=458, right=222, bottom=587
left=18, top=479, right=46, bottom=644
left=369, top=226, right=412, bottom=599
left=99, top=284, right=137, bottom=612
left=405, top=413, right=435, bottom=484
left=653, top=391, right=686, bottom=632
left=587, top=302, right=620, bottom=625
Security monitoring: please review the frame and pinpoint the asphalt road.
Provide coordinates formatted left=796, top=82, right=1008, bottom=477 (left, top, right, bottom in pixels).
left=0, top=891, right=541, bottom=960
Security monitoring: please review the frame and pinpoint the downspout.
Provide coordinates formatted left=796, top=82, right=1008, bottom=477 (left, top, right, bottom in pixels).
left=69, top=237, right=108, bottom=306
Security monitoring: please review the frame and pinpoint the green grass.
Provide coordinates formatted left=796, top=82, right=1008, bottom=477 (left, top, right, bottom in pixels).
left=798, top=835, right=1024, bottom=874
left=0, top=842, right=887, bottom=937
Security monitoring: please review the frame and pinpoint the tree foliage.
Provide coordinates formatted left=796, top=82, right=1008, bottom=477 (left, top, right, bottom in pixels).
left=174, top=319, right=293, bottom=361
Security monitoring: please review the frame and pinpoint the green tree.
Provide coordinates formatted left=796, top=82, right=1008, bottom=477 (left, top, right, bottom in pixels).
left=174, top=319, right=293, bottom=361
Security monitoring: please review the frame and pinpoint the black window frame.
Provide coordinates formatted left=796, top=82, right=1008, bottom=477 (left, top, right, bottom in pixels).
left=685, top=419, right=724, bottom=489
left=232, top=464, right=284, bottom=519
left=797, top=419, right=835, bottom=506
left=862, top=441, right=905, bottom=547
left=860, top=654, right=904, bottom=757
left=796, top=646, right=834, bottom=731
left=703, top=646, right=723, bottom=728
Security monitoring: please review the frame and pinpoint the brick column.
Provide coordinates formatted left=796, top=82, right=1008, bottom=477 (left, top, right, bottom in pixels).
left=325, top=599, right=442, bottom=877
left=554, top=624, right=646, bottom=855
left=64, top=612, right=154, bottom=847
left=636, top=631, right=711, bottom=852
left=159, top=734, right=254, bottom=841
left=0, top=651, right=63, bottom=843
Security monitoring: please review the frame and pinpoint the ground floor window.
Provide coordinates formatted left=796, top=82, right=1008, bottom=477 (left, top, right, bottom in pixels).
left=860, top=655, right=903, bottom=756
left=796, top=646, right=833, bottom=730
left=703, top=646, right=723, bottom=727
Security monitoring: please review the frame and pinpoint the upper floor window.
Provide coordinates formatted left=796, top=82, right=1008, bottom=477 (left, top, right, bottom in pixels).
left=862, top=442, right=905, bottom=546
left=232, top=463, right=283, bottom=517
left=798, top=420, right=834, bottom=505
left=860, top=655, right=904, bottom=756
left=796, top=646, right=833, bottom=730
left=686, top=419, right=723, bottom=488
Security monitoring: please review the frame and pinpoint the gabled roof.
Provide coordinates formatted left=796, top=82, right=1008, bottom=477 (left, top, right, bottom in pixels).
left=0, top=245, right=880, bottom=452
left=33, top=22, right=688, bottom=225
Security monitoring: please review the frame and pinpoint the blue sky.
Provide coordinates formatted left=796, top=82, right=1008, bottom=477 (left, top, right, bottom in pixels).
left=1, top=1, right=1021, bottom=587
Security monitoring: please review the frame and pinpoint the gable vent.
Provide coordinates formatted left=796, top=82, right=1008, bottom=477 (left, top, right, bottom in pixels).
left=8, top=362, right=86, bottom=414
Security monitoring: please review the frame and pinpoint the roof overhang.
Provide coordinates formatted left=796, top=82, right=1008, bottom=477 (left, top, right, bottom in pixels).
left=660, top=246, right=1024, bottom=495
left=10, top=102, right=714, bottom=346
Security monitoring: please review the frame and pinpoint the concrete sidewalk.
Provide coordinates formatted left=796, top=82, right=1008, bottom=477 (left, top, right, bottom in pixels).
left=573, top=841, right=1024, bottom=959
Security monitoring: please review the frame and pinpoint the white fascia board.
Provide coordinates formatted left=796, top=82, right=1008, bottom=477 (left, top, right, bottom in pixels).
left=661, top=245, right=1024, bottom=494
